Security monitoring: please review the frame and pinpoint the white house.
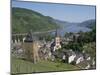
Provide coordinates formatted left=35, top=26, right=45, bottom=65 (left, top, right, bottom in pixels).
left=76, top=56, right=84, bottom=64
left=85, top=63, right=91, bottom=69
left=74, top=53, right=84, bottom=64
left=87, top=56, right=91, bottom=61
left=68, top=54, right=76, bottom=64
left=83, top=53, right=91, bottom=61
left=62, top=49, right=76, bottom=64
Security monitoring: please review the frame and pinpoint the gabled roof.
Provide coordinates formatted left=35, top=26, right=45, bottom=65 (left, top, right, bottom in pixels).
left=76, top=60, right=89, bottom=69
left=62, top=49, right=76, bottom=56
left=74, top=53, right=83, bottom=61
left=83, top=53, right=90, bottom=59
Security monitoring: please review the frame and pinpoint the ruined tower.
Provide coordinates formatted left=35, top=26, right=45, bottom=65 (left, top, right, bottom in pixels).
left=23, top=31, right=39, bottom=63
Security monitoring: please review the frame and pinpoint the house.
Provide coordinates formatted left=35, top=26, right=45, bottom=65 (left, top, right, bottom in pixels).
left=74, top=52, right=84, bottom=64
left=46, top=41, right=51, bottom=48
left=38, top=44, right=52, bottom=61
left=51, top=55, right=55, bottom=61
left=76, top=60, right=91, bottom=69
left=76, top=58, right=96, bottom=69
left=83, top=53, right=91, bottom=61
left=61, top=49, right=76, bottom=64
left=85, top=63, right=91, bottom=69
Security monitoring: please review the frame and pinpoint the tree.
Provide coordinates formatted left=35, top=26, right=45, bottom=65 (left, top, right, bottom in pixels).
left=83, top=42, right=96, bottom=58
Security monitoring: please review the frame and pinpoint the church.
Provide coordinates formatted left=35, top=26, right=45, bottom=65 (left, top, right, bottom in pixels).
left=50, top=29, right=62, bottom=52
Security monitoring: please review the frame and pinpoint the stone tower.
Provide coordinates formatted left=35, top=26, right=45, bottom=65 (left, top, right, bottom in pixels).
left=23, top=31, right=39, bottom=63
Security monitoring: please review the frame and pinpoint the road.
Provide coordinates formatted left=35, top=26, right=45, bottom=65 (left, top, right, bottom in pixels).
left=12, top=30, right=56, bottom=36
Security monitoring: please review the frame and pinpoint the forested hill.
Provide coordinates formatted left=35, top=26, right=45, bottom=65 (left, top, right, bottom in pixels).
left=12, top=7, right=58, bottom=33
left=79, top=19, right=96, bottom=29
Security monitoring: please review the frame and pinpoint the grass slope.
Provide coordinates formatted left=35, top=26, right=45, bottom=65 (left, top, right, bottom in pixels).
left=11, top=57, right=80, bottom=74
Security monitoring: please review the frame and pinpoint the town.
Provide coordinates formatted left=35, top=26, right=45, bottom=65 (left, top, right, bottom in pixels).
left=11, top=1, right=96, bottom=74
left=11, top=29, right=96, bottom=71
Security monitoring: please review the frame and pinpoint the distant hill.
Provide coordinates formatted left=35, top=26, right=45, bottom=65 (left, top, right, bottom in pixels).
left=12, top=7, right=58, bottom=33
left=54, top=19, right=79, bottom=28
left=53, top=19, right=95, bottom=35
left=55, top=19, right=96, bottom=29
left=79, top=19, right=96, bottom=29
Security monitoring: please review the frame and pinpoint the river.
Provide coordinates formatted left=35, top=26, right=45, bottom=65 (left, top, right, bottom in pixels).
left=52, top=23, right=91, bottom=36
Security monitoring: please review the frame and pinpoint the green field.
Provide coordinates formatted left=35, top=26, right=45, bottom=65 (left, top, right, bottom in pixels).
left=11, top=57, right=80, bottom=74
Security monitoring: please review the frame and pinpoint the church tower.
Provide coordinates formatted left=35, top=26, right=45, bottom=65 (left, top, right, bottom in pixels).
left=54, top=29, right=61, bottom=51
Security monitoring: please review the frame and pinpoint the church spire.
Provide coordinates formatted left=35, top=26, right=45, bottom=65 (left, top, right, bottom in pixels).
left=55, top=28, right=59, bottom=37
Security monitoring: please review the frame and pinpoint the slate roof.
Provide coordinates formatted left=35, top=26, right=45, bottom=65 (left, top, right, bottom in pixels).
left=74, top=52, right=83, bottom=61
left=62, top=49, right=76, bottom=56
left=83, top=53, right=90, bottom=59
left=76, top=60, right=89, bottom=69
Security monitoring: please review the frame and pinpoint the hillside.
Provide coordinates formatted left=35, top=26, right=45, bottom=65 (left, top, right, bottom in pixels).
left=54, top=19, right=79, bottom=28
left=79, top=19, right=96, bottom=28
left=12, top=7, right=58, bottom=33
left=54, top=19, right=92, bottom=36
left=55, top=19, right=96, bottom=29
left=11, top=57, right=79, bottom=74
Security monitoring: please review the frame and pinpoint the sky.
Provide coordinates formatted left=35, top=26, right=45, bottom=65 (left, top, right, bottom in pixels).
left=12, top=0, right=96, bottom=23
